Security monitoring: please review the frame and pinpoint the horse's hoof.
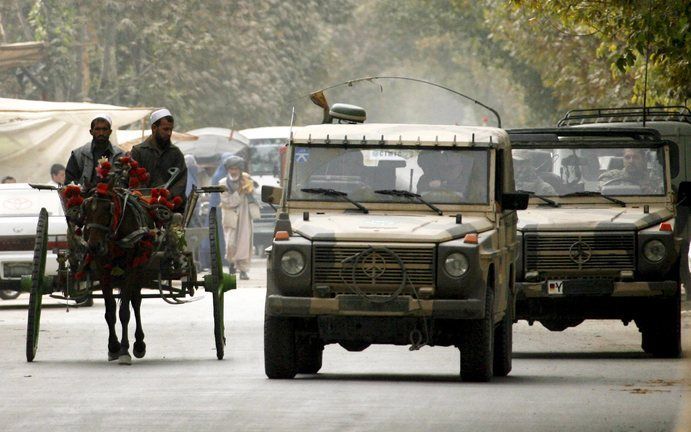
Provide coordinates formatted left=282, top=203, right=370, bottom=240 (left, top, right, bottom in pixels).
left=133, top=341, right=146, bottom=359
left=118, top=354, right=132, bottom=365
left=108, top=351, right=118, bottom=361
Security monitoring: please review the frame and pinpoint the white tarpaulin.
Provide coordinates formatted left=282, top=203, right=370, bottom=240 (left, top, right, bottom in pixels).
left=0, top=98, right=153, bottom=182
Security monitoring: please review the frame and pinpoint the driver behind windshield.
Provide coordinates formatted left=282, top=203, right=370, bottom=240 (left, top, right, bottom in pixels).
left=417, top=150, right=467, bottom=194
left=598, top=148, right=661, bottom=194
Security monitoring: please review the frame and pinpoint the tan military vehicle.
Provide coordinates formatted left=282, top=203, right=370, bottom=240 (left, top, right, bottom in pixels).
left=262, top=110, right=528, bottom=381
left=509, top=127, right=685, bottom=357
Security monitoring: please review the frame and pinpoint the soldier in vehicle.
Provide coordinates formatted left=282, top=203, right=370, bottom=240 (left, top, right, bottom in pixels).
left=513, top=150, right=557, bottom=195
left=598, top=148, right=660, bottom=193
left=65, top=114, right=125, bottom=187
left=130, top=108, right=188, bottom=209
left=417, top=150, right=467, bottom=194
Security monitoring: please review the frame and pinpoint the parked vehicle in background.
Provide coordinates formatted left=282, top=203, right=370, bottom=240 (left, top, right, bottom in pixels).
left=509, top=127, right=684, bottom=357
left=0, top=184, right=67, bottom=299
left=240, top=126, right=291, bottom=255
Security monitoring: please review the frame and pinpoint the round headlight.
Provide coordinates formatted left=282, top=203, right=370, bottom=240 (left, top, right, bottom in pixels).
left=444, top=252, right=469, bottom=277
left=643, top=239, right=666, bottom=263
left=281, top=250, right=305, bottom=275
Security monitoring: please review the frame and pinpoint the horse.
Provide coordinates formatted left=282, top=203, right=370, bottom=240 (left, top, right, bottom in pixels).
left=73, top=159, right=163, bottom=365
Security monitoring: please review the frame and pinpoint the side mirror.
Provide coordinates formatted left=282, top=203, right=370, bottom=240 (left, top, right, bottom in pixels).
left=501, top=192, right=529, bottom=210
left=677, top=181, right=691, bottom=207
left=261, top=185, right=283, bottom=205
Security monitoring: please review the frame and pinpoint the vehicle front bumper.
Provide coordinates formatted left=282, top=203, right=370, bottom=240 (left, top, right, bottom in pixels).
left=266, top=294, right=484, bottom=319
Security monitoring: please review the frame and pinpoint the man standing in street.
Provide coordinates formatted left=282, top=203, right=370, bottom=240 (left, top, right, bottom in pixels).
left=65, top=113, right=124, bottom=187
left=130, top=108, right=187, bottom=209
left=218, top=155, right=257, bottom=280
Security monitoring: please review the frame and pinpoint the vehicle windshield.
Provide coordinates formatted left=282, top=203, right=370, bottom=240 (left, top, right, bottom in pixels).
left=249, top=144, right=282, bottom=176
left=511, top=146, right=666, bottom=196
left=288, top=146, right=489, bottom=204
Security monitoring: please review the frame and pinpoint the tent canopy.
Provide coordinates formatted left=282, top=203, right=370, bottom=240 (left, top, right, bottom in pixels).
left=0, top=42, right=46, bottom=70
left=0, top=98, right=153, bottom=182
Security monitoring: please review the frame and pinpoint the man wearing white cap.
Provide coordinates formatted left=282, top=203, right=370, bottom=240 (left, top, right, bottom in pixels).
left=130, top=108, right=187, bottom=209
left=65, top=113, right=125, bottom=186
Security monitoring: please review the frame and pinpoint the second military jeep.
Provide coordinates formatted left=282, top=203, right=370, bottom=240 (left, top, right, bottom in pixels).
left=509, top=127, right=685, bottom=357
left=262, top=121, right=527, bottom=381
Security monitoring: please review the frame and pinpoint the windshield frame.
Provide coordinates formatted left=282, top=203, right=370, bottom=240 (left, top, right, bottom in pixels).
left=286, top=144, right=495, bottom=211
left=511, top=140, right=672, bottom=205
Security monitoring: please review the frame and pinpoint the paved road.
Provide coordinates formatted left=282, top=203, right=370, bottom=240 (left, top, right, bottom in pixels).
left=0, top=260, right=690, bottom=432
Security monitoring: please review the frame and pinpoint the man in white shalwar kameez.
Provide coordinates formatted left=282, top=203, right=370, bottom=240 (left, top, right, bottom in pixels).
left=217, top=156, right=255, bottom=280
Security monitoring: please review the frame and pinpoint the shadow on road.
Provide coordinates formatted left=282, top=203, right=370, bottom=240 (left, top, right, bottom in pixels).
left=514, top=351, right=652, bottom=360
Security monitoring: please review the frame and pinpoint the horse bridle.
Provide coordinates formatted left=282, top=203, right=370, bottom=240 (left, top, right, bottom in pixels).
left=83, top=195, right=115, bottom=238
left=82, top=190, right=153, bottom=250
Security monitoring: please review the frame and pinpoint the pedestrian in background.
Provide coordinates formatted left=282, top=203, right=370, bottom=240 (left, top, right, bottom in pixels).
left=217, top=155, right=258, bottom=280
left=48, top=163, right=66, bottom=187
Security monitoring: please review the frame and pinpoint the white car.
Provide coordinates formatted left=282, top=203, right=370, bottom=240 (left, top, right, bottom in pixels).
left=0, top=183, right=67, bottom=299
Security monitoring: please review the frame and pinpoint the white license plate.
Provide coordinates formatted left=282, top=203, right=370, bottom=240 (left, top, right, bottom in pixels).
left=547, top=280, right=564, bottom=295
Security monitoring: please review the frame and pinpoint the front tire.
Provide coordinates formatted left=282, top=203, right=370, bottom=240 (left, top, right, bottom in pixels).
left=640, top=288, right=681, bottom=358
left=296, top=337, right=324, bottom=374
left=264, top=313, right=297, bottom=379
left=493, top=293, right=513, bottom=377
left=460, top=286, right=494, bottom=382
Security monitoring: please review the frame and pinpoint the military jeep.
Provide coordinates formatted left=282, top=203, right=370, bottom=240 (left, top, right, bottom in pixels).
left=262, top=119, right=527, bottom=381
left=509, top=127, right=685, bottom=357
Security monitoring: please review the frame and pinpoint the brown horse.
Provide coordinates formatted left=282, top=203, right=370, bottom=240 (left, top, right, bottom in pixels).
left=79, top=177, right=157, bottom=365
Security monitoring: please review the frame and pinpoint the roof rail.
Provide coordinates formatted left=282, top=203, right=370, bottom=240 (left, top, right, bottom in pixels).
left=557, top=106, right=690, bottom=127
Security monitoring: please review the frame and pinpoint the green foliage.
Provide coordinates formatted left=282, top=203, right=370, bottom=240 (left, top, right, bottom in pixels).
left=0, top=0, right=687, bottom=130
left=511, top=0, right=690, bottom=105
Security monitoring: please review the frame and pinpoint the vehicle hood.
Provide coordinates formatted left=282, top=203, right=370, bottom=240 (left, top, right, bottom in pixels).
left=518, top=206, right=673, bottom=231
left=292, top=213, right=493, bottom=242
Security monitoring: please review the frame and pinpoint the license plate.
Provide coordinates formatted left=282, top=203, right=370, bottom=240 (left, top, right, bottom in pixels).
left=547, top=280, right=564, bottom=295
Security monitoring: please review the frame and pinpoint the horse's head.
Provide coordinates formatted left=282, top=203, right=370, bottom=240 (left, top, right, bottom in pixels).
left=81, top=182, right=116, bottom=257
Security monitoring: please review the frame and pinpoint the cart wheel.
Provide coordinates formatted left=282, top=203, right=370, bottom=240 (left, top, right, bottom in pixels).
left=27, top=208, right=49, bottom=362
left=209, top=207, right=225, bottom=360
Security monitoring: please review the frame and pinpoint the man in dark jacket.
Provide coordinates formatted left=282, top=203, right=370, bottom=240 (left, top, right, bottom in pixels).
left=65, top=113, right=125, bottom=187
left=130, top=108, right=187, bottom=210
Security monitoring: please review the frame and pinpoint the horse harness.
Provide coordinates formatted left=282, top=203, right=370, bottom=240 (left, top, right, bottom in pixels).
left=83, top=190, right=153, bottom=249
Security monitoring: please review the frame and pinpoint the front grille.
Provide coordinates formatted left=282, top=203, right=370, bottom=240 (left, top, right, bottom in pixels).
left=524, top=232, right=635, bottom=274
left=313, top=243, right=435, bottom=294
left=0, top=236, right=34, bottom=251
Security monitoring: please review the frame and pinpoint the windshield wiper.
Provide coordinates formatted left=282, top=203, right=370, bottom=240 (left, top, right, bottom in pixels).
left=374, top=189, right=443, bottom=215
left=516, top=190, right=560, bottom=208
left=300, top=188, right=369, bottom=213
left=562, top=191, right=626, bottom=207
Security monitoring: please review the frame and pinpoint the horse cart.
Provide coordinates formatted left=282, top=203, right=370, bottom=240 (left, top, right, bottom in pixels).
left=22, top=158, right=235, bottom=363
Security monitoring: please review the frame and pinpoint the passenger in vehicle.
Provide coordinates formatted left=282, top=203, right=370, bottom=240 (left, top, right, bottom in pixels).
left=598, top=148, right=661, bottom=194
left=513, top=150, right=556, bottom=195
